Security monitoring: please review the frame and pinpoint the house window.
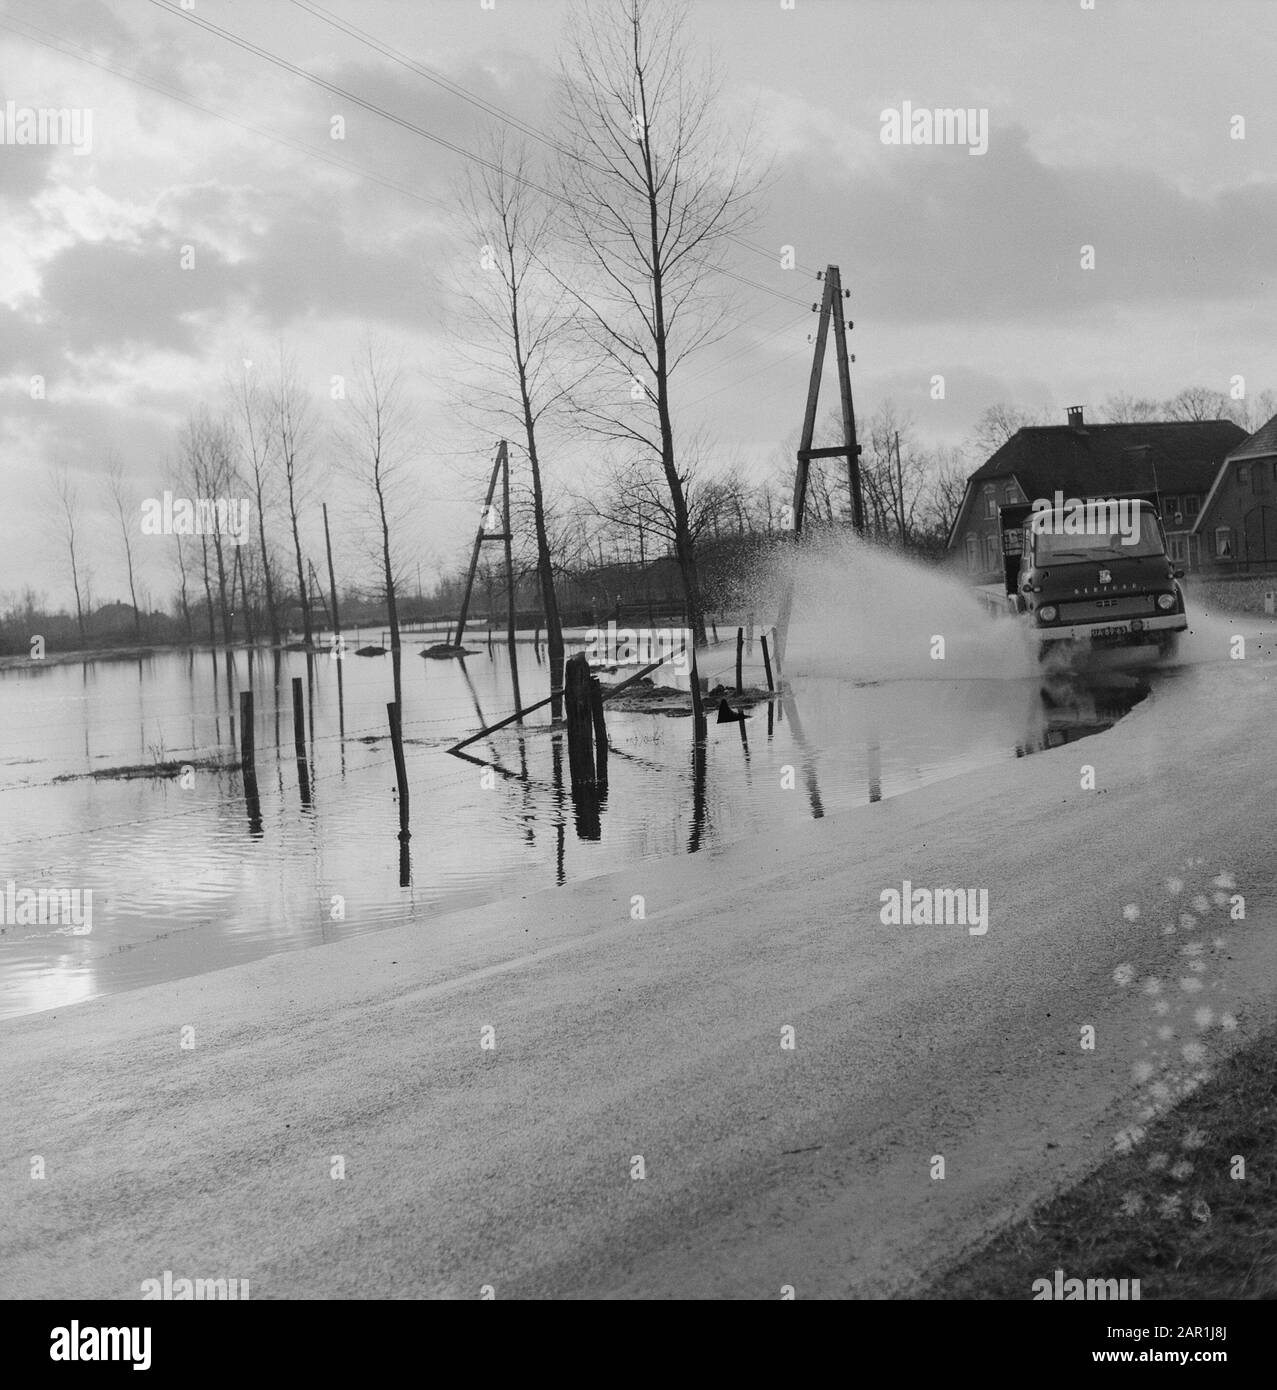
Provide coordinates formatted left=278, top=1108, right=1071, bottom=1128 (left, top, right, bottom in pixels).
left=965, top=534, right=978, bottom=572
left=1216, top=527, right=1234, bottom=559
left=1238, top=464, right=1250, bottom=485
left=985, top=534, right=1001, bottom=571
left=1255, top=465, right=1269, bottom=495
left=1163, top=495, right=1179, bottom=518
left=1003, top=481, right=1019, bottom=505
left=1167, top=535, right=1188, bottom=563
left=1183, top=494, right=1199, bottom=518
left=983, top=485, right=998, bottom=519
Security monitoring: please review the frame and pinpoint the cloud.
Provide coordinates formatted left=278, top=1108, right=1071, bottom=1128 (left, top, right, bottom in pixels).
left=759, top=123, right=1277, bottom=327
left=35, top=234, right=237, bottom=355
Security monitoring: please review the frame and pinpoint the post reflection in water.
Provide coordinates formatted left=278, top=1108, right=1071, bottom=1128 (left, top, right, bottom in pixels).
left=780, top=685, right=824, bottom=820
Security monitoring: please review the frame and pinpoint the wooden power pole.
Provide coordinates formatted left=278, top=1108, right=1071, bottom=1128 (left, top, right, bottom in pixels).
left=792, top=263, right=863, bottom=536
left=322, top=502, right=341, bottom=649
left=775, top=263, right=863, bottom=666
left=454, top=441, right=522, bottom=715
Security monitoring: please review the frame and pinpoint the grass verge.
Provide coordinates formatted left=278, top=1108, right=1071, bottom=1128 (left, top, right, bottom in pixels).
left=928, top=1026, right=1277, bottom=1299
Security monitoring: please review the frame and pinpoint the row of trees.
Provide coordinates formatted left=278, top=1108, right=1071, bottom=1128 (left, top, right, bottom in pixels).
left=39, top=337, right=423, bottom=660
left=39, top=355, right=1271, bottom=658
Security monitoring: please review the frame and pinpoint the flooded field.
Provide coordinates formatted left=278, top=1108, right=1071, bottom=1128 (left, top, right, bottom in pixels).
left=0, top=608, right=1157, bottom=1020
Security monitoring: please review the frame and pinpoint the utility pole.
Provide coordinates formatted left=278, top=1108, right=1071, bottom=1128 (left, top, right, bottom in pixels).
left=454, top=443, right=507, bottom=647
left=790, top=264, right=863, bottom=538
left=776, top=263, right=863, bottom=666
left=453, top=441, right=522, bottom=717
left=322, top=502, right=341, bottom=649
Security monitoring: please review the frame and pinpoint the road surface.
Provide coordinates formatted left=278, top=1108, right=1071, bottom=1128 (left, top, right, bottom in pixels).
left=3, top=649, right=1275, bottom=1299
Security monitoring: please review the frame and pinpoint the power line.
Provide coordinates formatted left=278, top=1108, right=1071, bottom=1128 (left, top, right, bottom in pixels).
left=1, top=5, right=827, bottom=459
left=0, top=14, right=815, bottom=412
left=0, top=14, right=453, bottom=215
left=143, top=0, right=812, bottom=309
left=285, top=0, right=821, bottom=279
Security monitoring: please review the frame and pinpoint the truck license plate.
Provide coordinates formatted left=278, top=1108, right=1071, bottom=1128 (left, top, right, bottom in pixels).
left=1090, top=624, right=1129, bottom=640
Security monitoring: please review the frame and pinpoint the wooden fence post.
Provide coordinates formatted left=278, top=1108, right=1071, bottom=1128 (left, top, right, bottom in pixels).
left=564, top=654, right=596, bottom=786
left=239, top=689, right=261, bottom=829
left=292, top=676, right=311, bottom=806
left=588, top=675, right=608, bottom=786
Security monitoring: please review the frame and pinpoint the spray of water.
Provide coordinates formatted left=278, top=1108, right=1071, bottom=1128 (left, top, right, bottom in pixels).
left=764, top=533, right=1038, bottom=684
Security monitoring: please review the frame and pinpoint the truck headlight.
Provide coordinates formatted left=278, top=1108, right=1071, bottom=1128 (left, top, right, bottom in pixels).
left=1156, top=593, right=1176, bottom=611
left=1037, top=605, right=1058, bottom=623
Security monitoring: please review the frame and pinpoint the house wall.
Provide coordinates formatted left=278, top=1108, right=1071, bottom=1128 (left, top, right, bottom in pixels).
left=1195, top=453, right=1277, bottom=574
left=951, top=476, right=1027, bottom=581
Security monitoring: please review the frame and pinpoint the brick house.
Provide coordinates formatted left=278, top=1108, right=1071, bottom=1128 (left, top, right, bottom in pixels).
left=1190, top=414, right=1277, bottom=573
left=947, top=407, right=1246, bottom=582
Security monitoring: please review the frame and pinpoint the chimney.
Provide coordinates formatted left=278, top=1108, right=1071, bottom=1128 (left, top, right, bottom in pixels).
left=1066, top=405, right=1085, bottom=429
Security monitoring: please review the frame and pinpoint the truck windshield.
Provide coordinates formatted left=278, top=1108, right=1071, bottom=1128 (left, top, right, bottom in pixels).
left=1032, top=518, right=1165, bottom=561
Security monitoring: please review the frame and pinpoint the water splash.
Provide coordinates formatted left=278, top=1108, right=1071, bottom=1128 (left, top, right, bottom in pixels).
left=766, top=534, right=1038, bottom=683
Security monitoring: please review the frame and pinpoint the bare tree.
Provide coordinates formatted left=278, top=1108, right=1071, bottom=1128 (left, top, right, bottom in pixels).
left=919, top=445, right=970, bottom=541
left=1164, top=385, right=1231, bottom=423
left=173, top=529, right=193, bottom=640
left=230, top=361, right=282, bottom=645
left=338, top=337, right=421, bottom=680
left=556, top=0, right=761, bottom=644
left=1099, top=391, right=1163, bottom=423
left=969, top=402, right=1049, bottom=458
left=179, top=409, right=238, bottom=645
left=457, top=134, right=576, bottom=713
left=271, top=348, right=315, bottom=646
left=1224, top=387, right=1276, bottom=434
left=103, top=451, right=142, bottom=639
left=49, top=461, right=87, bottom=644
left=586, top=447, right=740, bottom=558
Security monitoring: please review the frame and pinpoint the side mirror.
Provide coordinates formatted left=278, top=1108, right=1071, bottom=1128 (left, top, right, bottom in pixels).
left=1173, top=569, right=1185, bottom=580
left=1021, top=582, right=1036, bottom=594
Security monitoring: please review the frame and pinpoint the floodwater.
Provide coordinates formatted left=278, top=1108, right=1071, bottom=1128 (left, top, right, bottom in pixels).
left=0, top=617, right=1152, bottom=1020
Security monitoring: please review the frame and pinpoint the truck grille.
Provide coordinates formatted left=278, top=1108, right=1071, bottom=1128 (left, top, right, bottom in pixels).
left=1058, top=595, right=1156, bottom=623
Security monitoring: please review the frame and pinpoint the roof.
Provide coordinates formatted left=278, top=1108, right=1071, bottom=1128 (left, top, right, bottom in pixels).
left=1226, top=412, right=1277, bottom=462
left=968, top=420, right=1247, bottom=498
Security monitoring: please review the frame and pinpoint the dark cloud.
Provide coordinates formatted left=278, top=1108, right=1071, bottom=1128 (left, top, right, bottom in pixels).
left=36, top=234, right=239, bottom=355
left=760, top=125, right=1277, bottom=328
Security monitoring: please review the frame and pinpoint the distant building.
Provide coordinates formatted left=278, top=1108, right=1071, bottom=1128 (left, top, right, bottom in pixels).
left=947, top=407, right=1247, bottom=581
left=1191, top=414, right=1277, bottom=572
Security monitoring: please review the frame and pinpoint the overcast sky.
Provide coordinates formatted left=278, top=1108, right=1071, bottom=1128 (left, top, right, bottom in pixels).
left=2, top=0, right=1275, bottom=610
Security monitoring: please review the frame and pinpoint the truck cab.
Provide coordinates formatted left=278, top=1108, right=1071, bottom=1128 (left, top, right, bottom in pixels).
left=998, top=497, right=1187, bottom=659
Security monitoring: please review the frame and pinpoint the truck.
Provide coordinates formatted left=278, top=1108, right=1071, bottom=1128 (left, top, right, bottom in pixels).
left=982, top=496, right=1187, bottom=661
